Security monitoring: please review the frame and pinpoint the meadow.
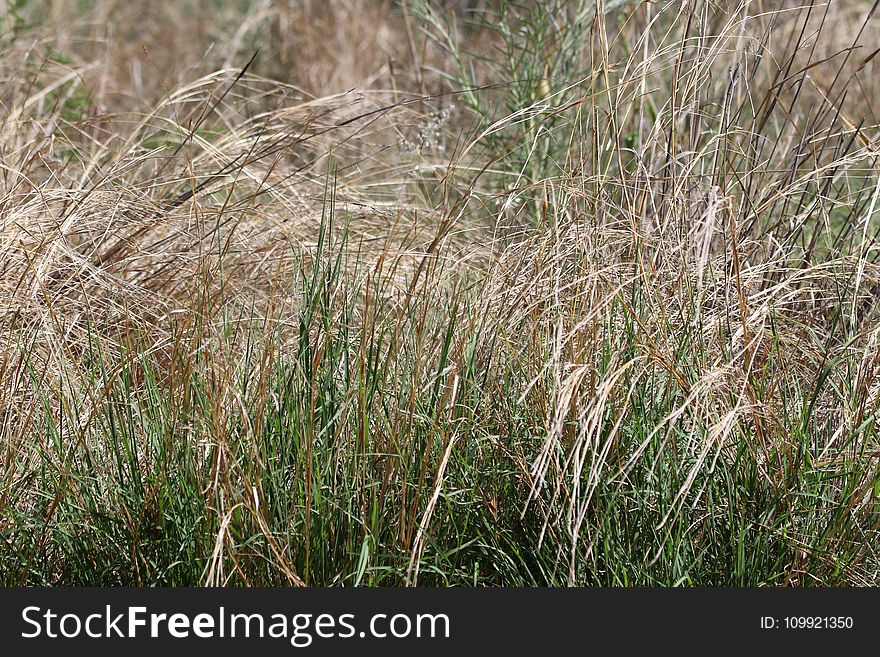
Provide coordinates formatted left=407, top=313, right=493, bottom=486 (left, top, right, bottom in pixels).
left=0, top=0, right=879, bottom=586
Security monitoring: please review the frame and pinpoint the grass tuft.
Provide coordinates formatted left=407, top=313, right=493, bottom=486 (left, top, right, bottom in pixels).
left=1, top=0, right=879, bottom=586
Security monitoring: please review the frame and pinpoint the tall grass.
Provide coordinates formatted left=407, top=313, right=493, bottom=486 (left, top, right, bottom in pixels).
left=0, top=0, right=879, bottom=585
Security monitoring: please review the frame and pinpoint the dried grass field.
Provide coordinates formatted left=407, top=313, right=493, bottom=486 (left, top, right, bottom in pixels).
left=1, top=0, right=879, bottom=585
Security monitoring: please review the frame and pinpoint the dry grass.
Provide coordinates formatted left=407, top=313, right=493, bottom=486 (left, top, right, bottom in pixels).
left=0, top=0, right=878, bottom=586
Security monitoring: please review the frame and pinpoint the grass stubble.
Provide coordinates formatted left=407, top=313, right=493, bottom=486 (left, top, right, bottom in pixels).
left=0, top=0, right=879, bottom=586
